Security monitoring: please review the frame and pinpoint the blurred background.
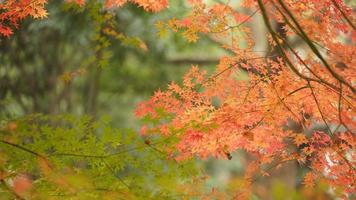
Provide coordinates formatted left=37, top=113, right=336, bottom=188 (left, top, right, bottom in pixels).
left=0, top=0, right=225, bottom=126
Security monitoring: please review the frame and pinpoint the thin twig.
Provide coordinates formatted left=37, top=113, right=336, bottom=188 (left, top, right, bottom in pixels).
left=307, top=81, right=332, bottom=135
left=101, top=158, right=130, bottom=189
left=0, top=139, right=51, bottom=169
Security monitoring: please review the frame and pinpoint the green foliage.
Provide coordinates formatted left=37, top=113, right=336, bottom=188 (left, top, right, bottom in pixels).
left=0, top=115, right=200, bottom=199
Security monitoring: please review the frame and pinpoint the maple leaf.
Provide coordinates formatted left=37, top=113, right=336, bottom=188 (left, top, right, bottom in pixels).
left=303, top=172, right=317, bottom=188
left=0, top=25, right=13, bottom=37
left=31, top=7, right=48, bottom=19
left=133, top=0, right=168, bottom=12
left=293, top=134, right=308, bottom=147
left=105, top=0, right=128, bottom=8
left=302, top=146, right=314, bottom=156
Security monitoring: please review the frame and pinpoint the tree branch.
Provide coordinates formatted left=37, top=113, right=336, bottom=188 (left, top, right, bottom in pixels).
left=276, top=0, right=355, bottom=93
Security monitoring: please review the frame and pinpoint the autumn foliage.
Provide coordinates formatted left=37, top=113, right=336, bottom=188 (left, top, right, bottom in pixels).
left=135, top=0, right=356, bottom=197
left=0, top=0, right=168, bottom=36
left=0, top=0, right=47, bottom=36
left=1, top=0, right=355, bottom=199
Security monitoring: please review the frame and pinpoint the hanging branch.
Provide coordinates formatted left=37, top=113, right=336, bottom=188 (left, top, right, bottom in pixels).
left=256, top=0, right=317, bottom=85
left=331, top=0, right=356, bottom=30
left=271, top=4, right=340, bottom=91
left=307, top=81, right=333, bottom=135
left=0, top=140, right=50, bottom=166
left=276, top=0, right=355, bottom=93
left=335, top=83, right=352, bottom=133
